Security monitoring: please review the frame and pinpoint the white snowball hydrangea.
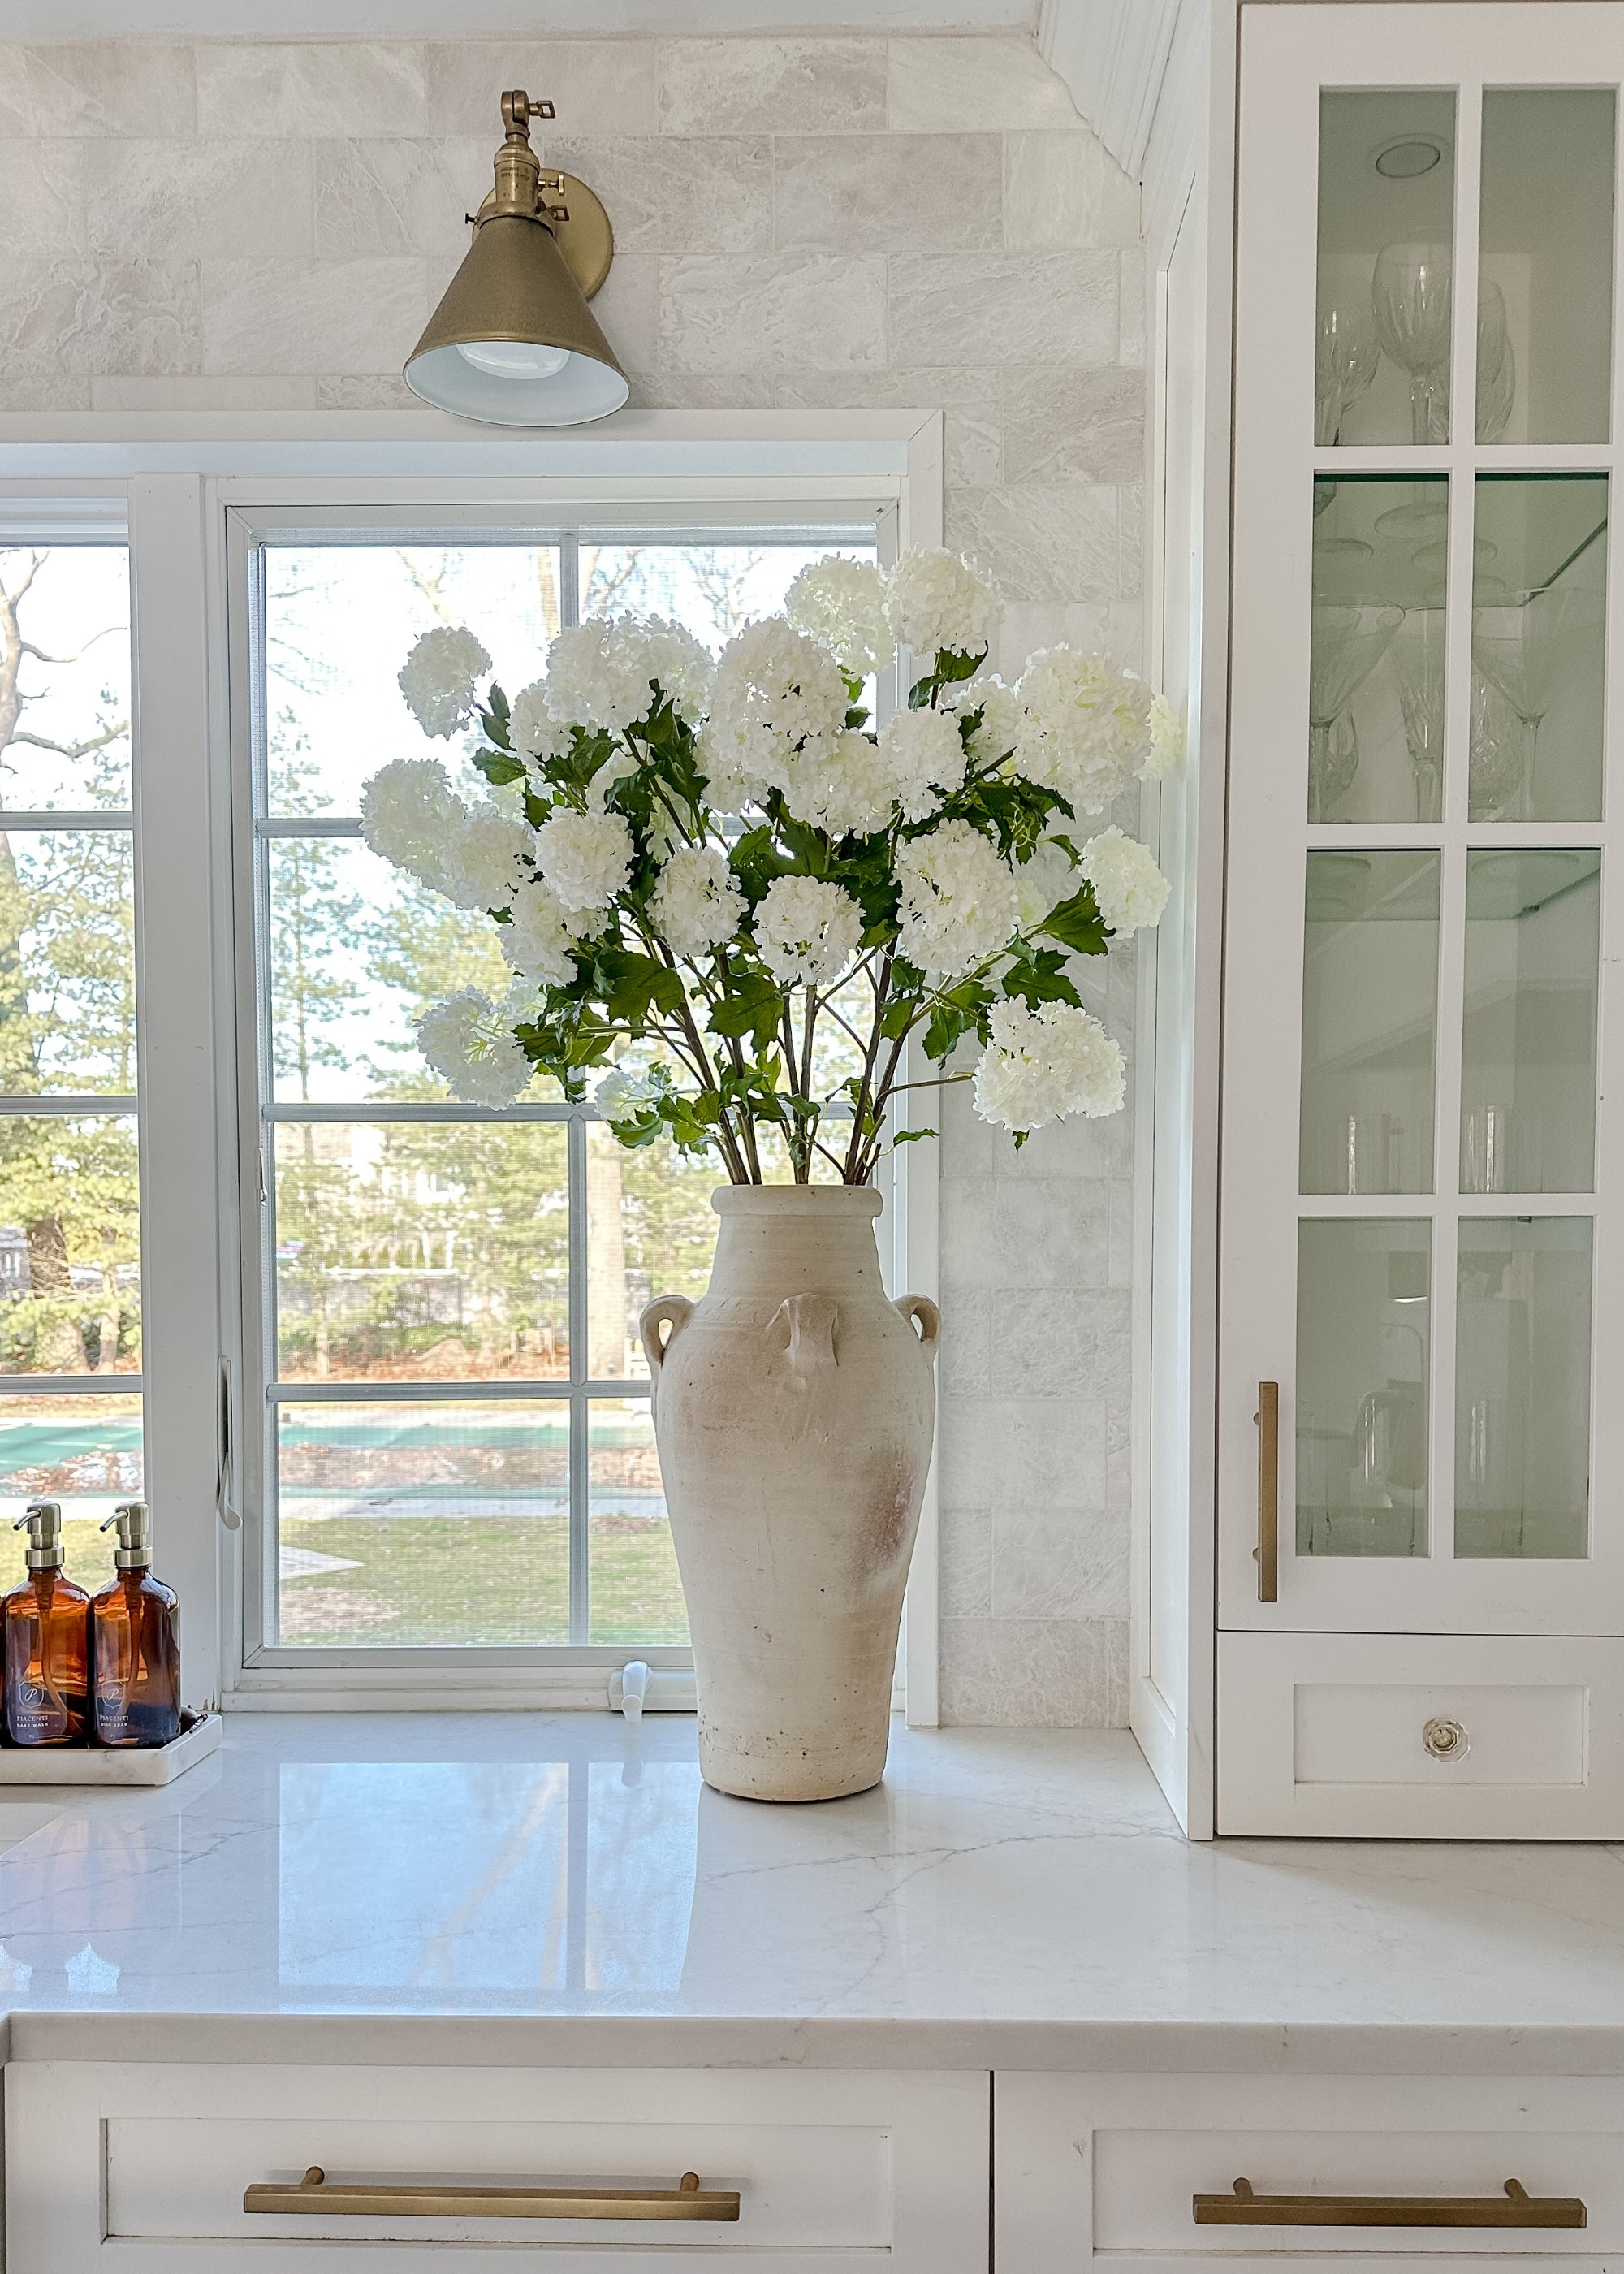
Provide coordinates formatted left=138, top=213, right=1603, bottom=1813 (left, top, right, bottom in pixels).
left=754, top=875, right=864, bottom=989
left=781, top=728, right=893, bottom=837
left=543, top=616, right=715, bottom=733
left=896, top=820, right=1019, bottom=978
left=584, top=743, right=640, bottom=814
left=360, top=758, right=468, bottom=892
left=1014, top=646, right=1156, bottom=815
left=1011, top=838, right=1078, bottom=932
left=1079, top=826, right=1171, bottom=934
left=704, top=620, right=849, bottom=802
left=648, top=845, right=745, bottom=957
left=884, top=547, right=1004, bottom=660
left=1142, top=690, right=1184, bottom=779
left=417, top=987, right=530, bottom=1108
left=783, top=556, right=895, bottom=678
left=510, top=679, right=571, bottom=771
left=879, top=705, right=969, bottom=822
left=595, top=1064, right=660, bottom=1120
left=944, top=673, right=1022, bottom=770
left=972, top=997, right=1125, bottom=1134
left=397, top=626, right=490, bottom=740
left=499, top=880, right=579, bottom=987
left=443, top=803, right=535, bottom=913
left=533, top=810, right=634, bottom=914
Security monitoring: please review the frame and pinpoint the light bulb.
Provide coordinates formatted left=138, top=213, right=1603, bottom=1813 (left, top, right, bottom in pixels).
left=456, top=339, right=572, bottom=382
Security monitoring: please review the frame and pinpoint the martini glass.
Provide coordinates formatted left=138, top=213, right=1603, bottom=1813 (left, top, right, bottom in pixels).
left=1371, top=240, right=1453, bottom=445
left=1391, top=610, right=1447, bottom=820
left=1475, top=280, right=1516, bottom=443
left=1309, top=603, right=1403, bottom=821
left=1315, top=296, right=1380, bottom=447
left=1471, top=583, right=1603, bottom=819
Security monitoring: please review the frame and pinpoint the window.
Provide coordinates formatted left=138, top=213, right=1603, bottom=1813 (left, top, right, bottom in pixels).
left=0, top=538, right=142, bottom=1598
left=240, top=521, right=881, bottom=1662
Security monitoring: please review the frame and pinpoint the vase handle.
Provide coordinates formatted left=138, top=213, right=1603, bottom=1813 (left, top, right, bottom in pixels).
left=895, top=1295, right=940, bottom=1360
left=640, top=1295, right=694, bottom=1393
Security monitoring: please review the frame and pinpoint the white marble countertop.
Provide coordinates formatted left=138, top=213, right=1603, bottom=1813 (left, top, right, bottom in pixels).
left=2, top=1713, right=1622, bottom=2072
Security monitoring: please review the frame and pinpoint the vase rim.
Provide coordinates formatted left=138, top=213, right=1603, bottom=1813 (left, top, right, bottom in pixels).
left=712, top=1183, right=882, bottom=1218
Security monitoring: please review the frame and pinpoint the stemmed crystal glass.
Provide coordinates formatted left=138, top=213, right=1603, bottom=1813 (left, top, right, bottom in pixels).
left=1468, top=668, right=1529, bottom=821
left=1371, top=240, right=1453, bottom=445
left=1392, top=610, right=1447, bottom=820
left=1308, top=603, right=1403, bottom=821
left=1475, top=279, right=1516, bottom=443
left=1315, top=296, right=1380, bottom=447
left=1471, top=583, right=1602, bottom=819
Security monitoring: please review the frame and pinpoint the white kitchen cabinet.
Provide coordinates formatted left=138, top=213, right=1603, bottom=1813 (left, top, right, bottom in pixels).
left=1216, top=2, right=1624, bottom=1834
left=5, top=2063, right=988, bottom=2273
left=996, top=2070, right=1624, bottom=2272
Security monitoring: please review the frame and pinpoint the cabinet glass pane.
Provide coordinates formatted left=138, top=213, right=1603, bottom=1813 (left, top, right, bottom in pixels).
left=1471, top=475, right=1607, bottom=822
left=1317, top=91, right=1457, bottom=447
left=1460, top=850, right=1600, bottom=1195
left=1301, top=851, right=1440, bottom=1194
left=1455, top=1219, right=1592, bottom=1559
left=1298, top=1217, right=1430, bottom=1557
left=1311, top=476, right=1446, bottom=822
left=1479, top=90, right=1616, bottom=446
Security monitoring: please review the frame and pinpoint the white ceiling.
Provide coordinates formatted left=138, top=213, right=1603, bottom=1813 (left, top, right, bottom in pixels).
left=10, top=0, right=1039, bottom=35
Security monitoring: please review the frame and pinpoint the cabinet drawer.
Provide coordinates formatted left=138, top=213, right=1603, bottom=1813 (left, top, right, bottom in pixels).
left=996, top=2072, right=1624, bottom=2272
left=1217, top=1632, right=1624, bottom=1835
left=7, top=2062, right=988, bottom=2273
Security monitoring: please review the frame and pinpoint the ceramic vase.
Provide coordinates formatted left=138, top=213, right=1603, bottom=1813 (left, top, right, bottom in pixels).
left=640, top=1185, right=939, bottom=1803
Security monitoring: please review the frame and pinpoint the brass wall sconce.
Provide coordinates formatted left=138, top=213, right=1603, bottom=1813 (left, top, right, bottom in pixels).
left=404, top=89, right=628, bottom=426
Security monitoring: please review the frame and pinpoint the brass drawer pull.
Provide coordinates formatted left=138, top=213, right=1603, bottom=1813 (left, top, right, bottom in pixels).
left=244, top=2165, right=741, bottom=2221
left=1194, top=2177, right=1585, bottom=2229
left=1254, top=1381, right=1279, bottom=1602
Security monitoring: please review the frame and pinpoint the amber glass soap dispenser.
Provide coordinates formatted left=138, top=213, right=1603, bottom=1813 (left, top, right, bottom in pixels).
left=3, top=1500, right=91, bottom=1745
left=92, top=1501, right=180, bottom=1748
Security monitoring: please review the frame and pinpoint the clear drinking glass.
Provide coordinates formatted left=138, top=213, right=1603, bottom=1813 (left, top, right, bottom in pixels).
left=1471, top=476, right=1608, bottom=822
left=1371, top=239, right=1453, bottom=445
left=1307, top=603, right=1402, bottom=820
left=1391, top=610, right=1447, bottom=819
left=1297, top=1217, right=1431, bottom=1557
left=1475, top=280, right=1516, bottom=444
left=1300, top=850, right=1440, bottom=1195
left=1315, top=296, right=1380, bottom=447
left=1455, top=1220, right=1592, bottom=1559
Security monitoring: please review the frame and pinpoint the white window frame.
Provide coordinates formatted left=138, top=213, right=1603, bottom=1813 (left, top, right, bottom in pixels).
left=0, top=412, right=944, bottom=1720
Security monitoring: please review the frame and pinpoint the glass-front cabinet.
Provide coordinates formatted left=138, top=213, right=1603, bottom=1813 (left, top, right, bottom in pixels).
left=1220, top=4, right=1624, bottom=1834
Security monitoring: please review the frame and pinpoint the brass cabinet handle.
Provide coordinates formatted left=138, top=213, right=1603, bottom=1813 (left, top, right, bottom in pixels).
left=1194, top=2177, right=1585, bottom=2229
left=1254, top=1381, right=1279, bottom=1602
left=244, top=2166, right=741, bottom=2221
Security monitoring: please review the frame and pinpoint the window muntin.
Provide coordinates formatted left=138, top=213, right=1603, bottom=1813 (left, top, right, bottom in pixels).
left=248, top=527, right=879, bottom=1655
left=0, top=541, right=143, bottom=1602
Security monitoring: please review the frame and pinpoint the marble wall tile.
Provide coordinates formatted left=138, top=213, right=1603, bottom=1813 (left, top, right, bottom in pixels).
left=991, top=1504, right=1129, bottom=1619
left=997, top=597, right=1144, bottom=677
left=886, top=37, right=1082, bottom=134
left=989, top=1284, right=1131, bottom=1399
left=625, top=371, right=775, bottom=410
left=1108, top=1175, right=1135, bottom=1291
left=313, top=138, right=492, bottom=260
left=1119, top=251, right=1147, bottom=369
left=1119, top=474, right=1144, bottom=599
left=942, top=1175, right=1109, bottom=1293
left=586, top=250, right=659, bottom=378
left=0, top=140, right=85, bottom=253
left=936, top=1289, right=991, bottom=1398
left=0, top=43, right=194, bottom=136
left=427, top=42, right=659, bottom=139
left=938, top=1613, right=1129, bottom=1726
left=947, top=483, right=1120, bottom=604
left=316, top=374, right=417, bottom=408
left=85, top=139, right=313, bottom=261
left=660, top=39, right=887, bottom=136
left=200, top=256, right=424, bottom=376
left=93, top=374, right=315, bottom=410
left=889, top=251, right=1118, bottom=368
left=0, top=257, right=198, bottom=377
left=659, top=253, right=884, bottom=372
left=1002, top=365, right=1145, bottom=487
left=546, top=136, right=772, bottom=257
left=942, top=1396, right=1107, bottom=1514
left=195, top=44, right=425, bottom=141
left=1004, top=130, right=1140, bottom=250
left=772, top=366, right=1000, bottom=489
left=0, top=375, right=90, bottom=409
left=940, top=1506, right=992, bottom=1618
left=773, top=133, right=1000, bottom=253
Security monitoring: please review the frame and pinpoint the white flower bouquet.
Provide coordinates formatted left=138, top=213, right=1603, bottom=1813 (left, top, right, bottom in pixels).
left=361, top=549, right=1179, bottom=1183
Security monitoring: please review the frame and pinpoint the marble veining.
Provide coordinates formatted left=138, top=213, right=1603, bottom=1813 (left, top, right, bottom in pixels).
left=1, top=1714, right=1622, bottom=2049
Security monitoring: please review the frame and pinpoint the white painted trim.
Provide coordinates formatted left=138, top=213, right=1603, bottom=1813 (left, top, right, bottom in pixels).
left=1039, top=0, right=1182, bottom=182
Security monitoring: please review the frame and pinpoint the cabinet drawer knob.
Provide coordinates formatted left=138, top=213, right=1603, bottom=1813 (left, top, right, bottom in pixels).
left=1423, top=1715, right=1469, bottom=1761
left=1194, top=2177, right=1585, bottom=2229
left=244, top=2167, right=741, bottom=2221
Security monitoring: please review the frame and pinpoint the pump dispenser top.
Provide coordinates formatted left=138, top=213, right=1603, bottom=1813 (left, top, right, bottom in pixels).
left=102, top=1500, right=153, bottom=1569
left=15, top=1500, right=65, bottom=1570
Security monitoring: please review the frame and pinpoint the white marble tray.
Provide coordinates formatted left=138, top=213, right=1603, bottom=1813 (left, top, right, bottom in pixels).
left=0, top=1712, right=221, bottom=1786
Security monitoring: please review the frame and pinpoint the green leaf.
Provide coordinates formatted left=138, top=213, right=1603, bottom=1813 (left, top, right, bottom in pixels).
left=473, top=749, right=527, bottom=789
left=594, top=949, right=686, bottom=1027
left=892, top=1126, right=937, bottom=1147
left=707, top=971, right=785, bottom=1047
left=1039, top=886, right=1110, bottom=957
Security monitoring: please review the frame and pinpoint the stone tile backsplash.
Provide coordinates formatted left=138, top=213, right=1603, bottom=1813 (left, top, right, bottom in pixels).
left=0, top=29, right=1146, bottom=1724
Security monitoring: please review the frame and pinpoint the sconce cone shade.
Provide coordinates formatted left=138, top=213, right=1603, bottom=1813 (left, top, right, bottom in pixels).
left=404, top=214, right=628, bottom=427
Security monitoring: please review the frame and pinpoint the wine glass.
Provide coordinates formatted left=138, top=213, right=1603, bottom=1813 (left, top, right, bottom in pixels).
left=1391, top=610, right=1447, bottom=820
left=1475, top=279, right=1516, bottom=443
left=1471, top=583, right=1603, bottom=819
left=1468, top=666, right=1531, bottom=821
left=1315, top=296, right=1380, bottom=446
left=1308, top=603, right=1402, bottom=821
left=1371, top=240, right=1453, bottom=445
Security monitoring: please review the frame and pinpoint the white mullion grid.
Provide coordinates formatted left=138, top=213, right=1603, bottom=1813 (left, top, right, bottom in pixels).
left=567, top=1113, right=590, bottom=1646
left=0, top=811, right=132, bottom=831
